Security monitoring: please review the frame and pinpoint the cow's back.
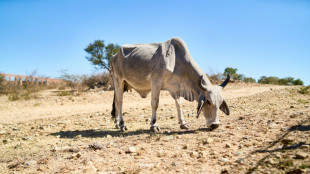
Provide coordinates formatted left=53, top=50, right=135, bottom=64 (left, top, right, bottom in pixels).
left=111, top=43, right=163, bottom=90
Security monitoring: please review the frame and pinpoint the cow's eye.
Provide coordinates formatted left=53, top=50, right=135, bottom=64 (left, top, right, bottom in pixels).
left=206, top=100, right=211, bottom=105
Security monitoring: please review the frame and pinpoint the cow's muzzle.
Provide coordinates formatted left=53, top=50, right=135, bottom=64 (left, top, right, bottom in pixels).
left=210, top=123, right=219, bottom=130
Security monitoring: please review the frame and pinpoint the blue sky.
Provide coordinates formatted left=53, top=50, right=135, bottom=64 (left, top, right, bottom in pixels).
left=0, top=0, right=309, bottom=85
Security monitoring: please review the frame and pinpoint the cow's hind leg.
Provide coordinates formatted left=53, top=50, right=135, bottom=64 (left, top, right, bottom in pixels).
left=175, top=97, right=190, bottom=129
left=114, top=80, right=127, bottom=131
left=150, top=83, right=161, bottom=132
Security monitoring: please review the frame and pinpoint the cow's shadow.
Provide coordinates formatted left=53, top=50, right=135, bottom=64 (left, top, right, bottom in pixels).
left=49, top=127, right=212, bottom=139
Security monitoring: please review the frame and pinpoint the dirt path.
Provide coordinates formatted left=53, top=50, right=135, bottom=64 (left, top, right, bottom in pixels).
left=0, top=84, right=286, bottom=124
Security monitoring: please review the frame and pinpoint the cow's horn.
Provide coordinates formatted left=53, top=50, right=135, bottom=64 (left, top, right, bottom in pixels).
left=198, top=75, right=207, bottom=91
left=220, top=74, right=230, bottom=89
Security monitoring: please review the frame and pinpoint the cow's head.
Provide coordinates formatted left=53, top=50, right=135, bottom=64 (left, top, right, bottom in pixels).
left=197, top=74, right=230, bottom=130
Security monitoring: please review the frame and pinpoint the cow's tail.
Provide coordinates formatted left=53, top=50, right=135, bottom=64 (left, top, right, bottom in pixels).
left=111, top=82, right=128, bottom=119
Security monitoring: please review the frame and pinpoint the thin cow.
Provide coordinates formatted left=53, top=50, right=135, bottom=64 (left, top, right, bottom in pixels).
left=110, top=37, right=230, bottom=132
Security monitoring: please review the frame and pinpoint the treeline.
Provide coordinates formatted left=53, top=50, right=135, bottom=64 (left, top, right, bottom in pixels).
left=209, top=67, right=305, bottom=86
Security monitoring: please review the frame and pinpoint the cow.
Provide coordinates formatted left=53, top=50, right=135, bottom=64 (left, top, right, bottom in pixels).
left=110, top=37, right=230, bottom=132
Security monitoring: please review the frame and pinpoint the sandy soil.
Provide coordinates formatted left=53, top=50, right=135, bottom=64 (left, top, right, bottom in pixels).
left=0, top=83, right=309, bottom=173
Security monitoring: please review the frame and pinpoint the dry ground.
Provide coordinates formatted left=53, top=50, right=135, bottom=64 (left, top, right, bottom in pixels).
left=0, top=83, right=309, bottom=174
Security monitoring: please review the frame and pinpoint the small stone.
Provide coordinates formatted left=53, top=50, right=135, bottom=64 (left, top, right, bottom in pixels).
left=68, top=148, right=80, bottom=153
left=3, top=139, right=11, bottom=144
left=24, top=160, right=36, bottom=166
left=225, top=143, right=231, bottom=148
left=295, top=152, right=308, bottom=159
left=37, top=165, right=46, bottom=172
left=221, top=158, right=229, bottom=163
left=203, top=138, right=214, bottom=144
left=189, top=151, right=198, bottom=158
left=161, top=135, right=174, bottom=141
left=23, top=137, right=31, bottom=140
left=106, top=134, right=112, bottom=138
left=139, top=163, right=155, bottom=168
left=0, top=130, right=7, bottom=135
left=290, top=105, right=294, bottom=108
left=267, top=158, right=277, bottom=165
left=126, top=146, right=136, bottom=153
left=89, top=142, right=104, bottom=150
left=76, top=153, right=81, bottom=158
left=300, top=144, right=310, bottom=149
left=51, top=146, right=60, bottom=152
left=12, top=127, right=19, bottom=131
left=236, top=158, right=245, bottom=163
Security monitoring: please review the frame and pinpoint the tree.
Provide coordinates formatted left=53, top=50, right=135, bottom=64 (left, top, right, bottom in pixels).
left=292, top=79, right=304, bottom=86
left=84, top=40, right=120, bottom=72
left=224, top=67, right=237, bottom=77
left=223, top=67, right=244, bottom=80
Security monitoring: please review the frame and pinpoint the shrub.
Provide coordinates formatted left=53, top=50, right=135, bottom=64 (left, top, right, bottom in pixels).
left=292, top=79, right=304, bottom=86
left=206, top=73, right=224, bottom=83
left=243, top=77, right=256, bottom=83
left=82, top=72, right=111, bottom=89
left=299, top=86, right=310, bottom=94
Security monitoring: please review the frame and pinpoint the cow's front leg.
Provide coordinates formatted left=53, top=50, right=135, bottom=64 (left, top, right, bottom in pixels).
left=150, top=84, right=161, bottom=132
left=114, top=80, right=127, bottom=132
left=175, top=97, right=190, bottom=129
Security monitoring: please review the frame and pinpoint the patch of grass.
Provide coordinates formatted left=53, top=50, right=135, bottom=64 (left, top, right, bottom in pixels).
left=299, top=164, right=310, bottom=169
left=8, top=93, right=20, bottom=101
left=56, top=91, right=72, bottom=96
left=299, top=86, right=310, bottom=94
left=277, top=158, right=294, bottom=169
left=298, top=99, right=309, bottom=104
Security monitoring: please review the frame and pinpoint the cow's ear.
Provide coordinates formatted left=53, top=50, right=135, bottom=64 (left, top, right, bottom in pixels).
left=160, top=39, right=175, bottom=72
left=220, top=100, right=230, bottom=115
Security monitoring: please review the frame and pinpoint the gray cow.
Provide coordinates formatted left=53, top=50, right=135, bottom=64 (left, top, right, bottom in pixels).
left=110, top=37, right=230, bottom=132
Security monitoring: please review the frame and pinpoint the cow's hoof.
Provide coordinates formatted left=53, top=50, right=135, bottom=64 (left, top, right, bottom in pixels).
left=180, top=124, right=190, bottom=130
left=120, top=125, right=128, bottom=132
left=150, top=126, right=160, bottom=132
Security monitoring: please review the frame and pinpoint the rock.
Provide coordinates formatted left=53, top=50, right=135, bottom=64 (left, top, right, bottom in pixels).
left=68, top=148, right=80, bottom=153
left=203, top=138, right=214, bottom=144
left=126, top=146, right=136, bottom=153
left=12, top=127, right=19, bottom=131
left=295, top=152, right=308, bottom=159
left=290, top=105, right=294, bottom=108
left=51, top=145, right=60, bottom=152
left=286, top=169, right=303, bottom=174
left=106, top=134, right=112, bottom=138
left=300, top=144, right=310, bottom=149
left=3, top=139, right=11, bottom=144
left=267, top=158, right=277, bottom=165
left=23, top=137, right=31, bottom=140
left=0, top=130, right=7, bottom=135
left=83, top=161, right=97, bottom=173
left=139, top=163, right=155, bottom=168
left=225, top=143, right=231, bottom=148
left=189, top=151, right=198, bottom=158
left=161, top=135, right=174, bottom=141
left=24, top=160, right=36, bottom=166
left=235, top=151, right=243, bottom=156
left=89, top=142, right=104, bottom=150
left=37, top=165, right=46, bottom=172
left=221, top=158, right=229, bottom=163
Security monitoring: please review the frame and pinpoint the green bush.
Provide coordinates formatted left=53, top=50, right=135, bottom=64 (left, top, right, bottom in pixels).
left=299, top=86, right=310, bottom=94
left=258, top=76, right=304, bottom=86
left=243, top=77, right=256, bottom=83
